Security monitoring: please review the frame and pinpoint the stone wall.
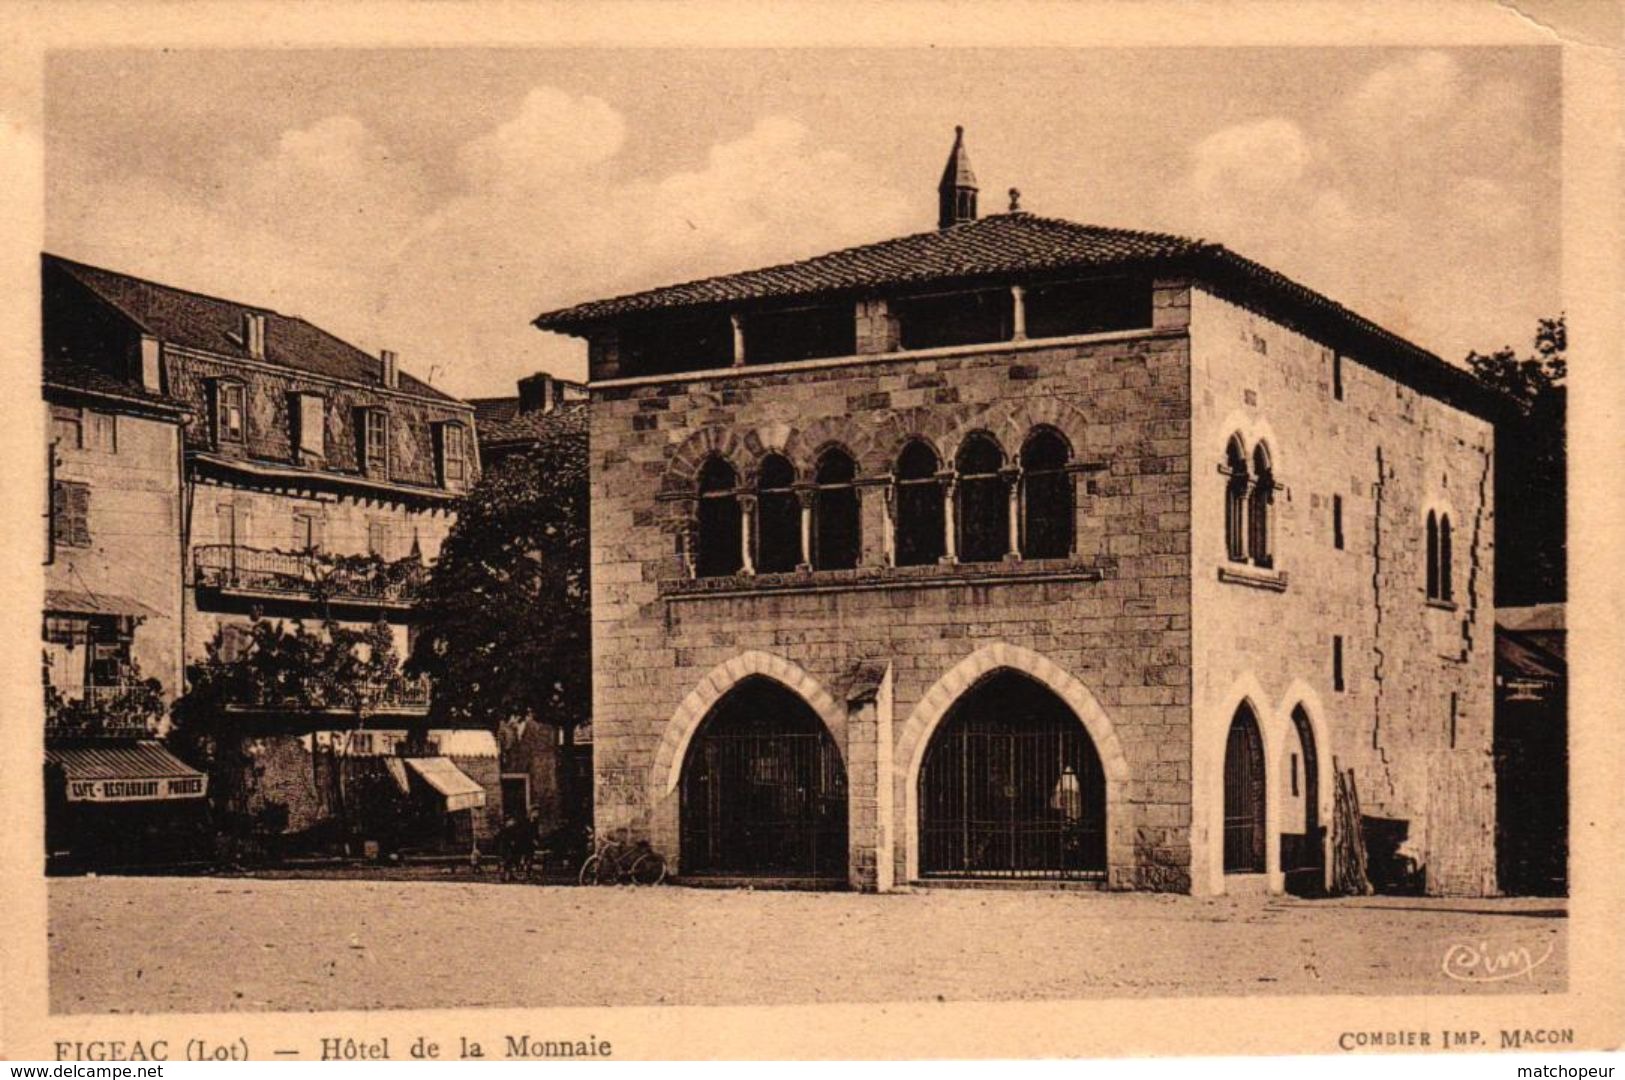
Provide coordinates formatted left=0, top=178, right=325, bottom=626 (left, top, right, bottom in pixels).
left=1188, top=287, right=1497, bottom=896
left=590, top=311, right=1196, bottom=889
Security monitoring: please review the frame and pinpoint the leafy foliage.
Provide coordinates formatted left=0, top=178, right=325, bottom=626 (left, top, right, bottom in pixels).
left=408, top=410, right=589, bottom=734
left=166, top=616, right=414, bottom=863
left=1466, top=315, right=1566, bottom=604
left=43, top=654, right=166, bottom=738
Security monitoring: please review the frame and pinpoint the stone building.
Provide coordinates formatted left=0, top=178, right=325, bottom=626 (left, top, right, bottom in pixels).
left=43, top=255, right=497, bottom=855
left=531, top=130, right=1501, bottom=896
left=42, top=354, right=209, bottom=867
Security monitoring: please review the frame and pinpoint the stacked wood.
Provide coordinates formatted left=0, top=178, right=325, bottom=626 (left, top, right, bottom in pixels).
left=1330, top=756, right=1374, bottom=896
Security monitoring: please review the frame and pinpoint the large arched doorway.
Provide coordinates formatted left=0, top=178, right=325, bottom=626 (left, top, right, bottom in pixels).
left=1223, top=703, right=1267, bottom=874
left=1281, top=705, right=1324, bottom=896
left=679, top=676, right=848, bottom=879
left=918, top=670, right=1107, bottom=880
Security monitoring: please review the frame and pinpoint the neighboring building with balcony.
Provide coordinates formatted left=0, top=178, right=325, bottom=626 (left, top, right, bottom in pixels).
left=533, top=129, right=1502, bottom=895
left=43, top=254, right=496, bottom=855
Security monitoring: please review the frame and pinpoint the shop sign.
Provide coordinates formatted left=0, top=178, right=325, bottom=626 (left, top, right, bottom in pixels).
left=67, top=775, right=207, bottom=802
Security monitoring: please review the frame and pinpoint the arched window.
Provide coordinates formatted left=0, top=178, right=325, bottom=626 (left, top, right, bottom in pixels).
left=695, top=456, right=742, bottom=578
left=755, top=453, right=800, bottom=573
left=1020, top=427, right=1073, bottom=559
left=1427, top=510, right=1454, bottom=603
left=894, top=440, right=944, bottom=567
left=1225, top=435, right=1249, bottom=562
left=956, top=433, right=1008, bottom=564
left=1248, top=442, right=1274, bottom=568
left=1439, top=514, right=1453, bottom=602
left=813, top=448, right=860, bottom=571
left=1425, top=510, right=1439, bottom=599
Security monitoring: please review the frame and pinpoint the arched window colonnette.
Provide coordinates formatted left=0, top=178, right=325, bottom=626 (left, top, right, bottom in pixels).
left=1222, top=433, right=1278, bottom=569
left=692, top=448, right=866, bottom=578
left=687, top=425, right=1080, bottom=579
left=1425, top=509, right=1454, bottom=603
left=891, top=430, right=1077, bottom=567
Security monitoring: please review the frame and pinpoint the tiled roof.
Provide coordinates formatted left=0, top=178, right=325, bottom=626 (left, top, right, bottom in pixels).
left=533, top=213, right=1205, bottom=330
left=532, top=212, right=1507, bottom=418
left=45, top=254, right=461, bottom=404
left=43, top=358, right=186, bottom=414
left=477, top=399, right=587, bottom=449
left=469, top=396, right=520, bottom=429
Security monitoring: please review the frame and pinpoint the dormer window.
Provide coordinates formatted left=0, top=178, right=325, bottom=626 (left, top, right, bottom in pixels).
left=359, top=408, right=389, bottom=477
left=293, top=392, right=325, bottom=463
left=435, top=421, right=468, bottom=488
left=213, top=380, right=246, bottom=445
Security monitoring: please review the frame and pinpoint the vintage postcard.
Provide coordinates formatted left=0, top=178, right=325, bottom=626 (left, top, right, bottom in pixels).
left=0, top=0, right=1619, bottom=1063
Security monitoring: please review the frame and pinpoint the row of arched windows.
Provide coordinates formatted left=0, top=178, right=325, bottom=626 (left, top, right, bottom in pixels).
left=1223, top=434, right=1276, bottom=569
left=690, top=428, right=1076, bottom=578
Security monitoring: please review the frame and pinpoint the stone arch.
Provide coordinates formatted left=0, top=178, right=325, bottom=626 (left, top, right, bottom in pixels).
left=738, top=422, right=796, bottom=485
left=865, top=406, right=966, bottom=477
left=652, top=650, right=846, bottom=798
left=967, top=395, right=1092, bottom=465
left=664, top=426, right=747, bottom=495
left=785, top=415, right=873, bottom=479
left=897, top=642, right=1131, bottom=883
left=1276, top=680, right=1335, bottom=894
left=1197, top=672, right=1286, bottom=894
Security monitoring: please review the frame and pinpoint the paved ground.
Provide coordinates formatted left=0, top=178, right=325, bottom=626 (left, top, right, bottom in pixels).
left=49, top=875, right=1566, bottom=1013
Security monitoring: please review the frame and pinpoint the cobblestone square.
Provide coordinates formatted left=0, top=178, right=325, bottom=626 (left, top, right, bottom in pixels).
left=49, top=876, right=1565, bottom=1013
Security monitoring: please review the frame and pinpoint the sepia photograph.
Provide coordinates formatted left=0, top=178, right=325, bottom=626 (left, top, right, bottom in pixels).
left=2, top=0, right=1620, bottom=1064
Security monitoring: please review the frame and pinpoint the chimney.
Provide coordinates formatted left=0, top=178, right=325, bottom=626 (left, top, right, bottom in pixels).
left=517, top=372, right=556, bottom=414
left=380, top=349, right=399, bottom=389
left=937, top=125, right=979, bottom=229
left=242, top=312, right=266, bottom=360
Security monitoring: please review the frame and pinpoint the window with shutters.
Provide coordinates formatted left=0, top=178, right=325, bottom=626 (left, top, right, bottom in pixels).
left=51, top=481, right=90, bottom=548
left=437, top=422, right=468, bottom=487
left=367, top=521, right=391, bottom=560
left=295, top=393, right=325, bottom=460
left=293, top=511, right=323, bottom=552
left=90, top=411, right=117, bottom=454
left=214, top=380, right=246, bottom=445
left=51, top=406, right=83, bottom=451
left=359, top=408, right=389, bottom=477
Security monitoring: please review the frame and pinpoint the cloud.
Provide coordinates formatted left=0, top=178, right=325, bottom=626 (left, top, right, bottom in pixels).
left=457, top=86, right=625, bottom=192
left=1167, top=51, right=1551, bottom=361
left=1189, top=118, right=1313, bottom=201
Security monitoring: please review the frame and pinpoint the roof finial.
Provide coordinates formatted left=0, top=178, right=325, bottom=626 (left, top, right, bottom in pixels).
left=1008, top=187, right=1022, bottom=213
left=938, top=126, right=979, bottom=230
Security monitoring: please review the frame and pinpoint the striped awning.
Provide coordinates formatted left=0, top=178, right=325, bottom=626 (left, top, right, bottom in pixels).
left=405, top=756, right=486, bottom=812
left=45, top=741, right=207, bottom=803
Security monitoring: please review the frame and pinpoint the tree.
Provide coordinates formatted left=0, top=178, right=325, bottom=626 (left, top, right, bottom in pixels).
left=408, top=408, right=590, bottom=736
left=167, top=615, right=414, bottom=862
left=1466, top=315, right=1566, bottom=605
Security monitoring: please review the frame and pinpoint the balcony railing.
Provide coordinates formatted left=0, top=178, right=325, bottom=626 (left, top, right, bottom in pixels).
left=193, top=545, right=425, bottom=607
left=224, top=672, right=433, bottom=715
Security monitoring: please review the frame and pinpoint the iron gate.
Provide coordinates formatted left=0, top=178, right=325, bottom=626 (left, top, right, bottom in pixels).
left=680, top=679, right=848, bottom=878
left=919, top=672, right=1106, bottom=880
left=1223, top=707, right=1267, bottom=873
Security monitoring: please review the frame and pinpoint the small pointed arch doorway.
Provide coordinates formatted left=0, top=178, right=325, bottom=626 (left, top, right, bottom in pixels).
left=1280, top=705, right=1325, bottom=896
left=918, top=670, right=1107, bottom=880
left=1223, top=703, right=1267, bottom=874
left=679, top=676, right=848, bottom=880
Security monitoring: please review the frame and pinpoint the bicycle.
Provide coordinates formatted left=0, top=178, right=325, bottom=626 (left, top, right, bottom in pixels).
left=578, top=833, right=667, bottom=886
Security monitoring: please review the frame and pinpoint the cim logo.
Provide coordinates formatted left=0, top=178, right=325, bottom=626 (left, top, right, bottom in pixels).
left=68, top=776, right=207, bottom=802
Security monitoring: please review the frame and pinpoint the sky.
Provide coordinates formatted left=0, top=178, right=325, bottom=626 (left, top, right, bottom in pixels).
left=45, top=47, right=1559, bottom=398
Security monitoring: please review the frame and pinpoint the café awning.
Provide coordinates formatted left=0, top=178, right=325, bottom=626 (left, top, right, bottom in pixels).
left=45, top=741, right=207, bottom=803
left=405, top=756, right=487, bottom=812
